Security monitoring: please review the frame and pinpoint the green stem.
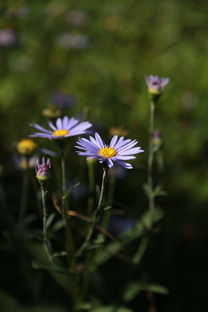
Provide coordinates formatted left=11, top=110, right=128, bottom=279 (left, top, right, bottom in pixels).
left=76, top=167, right=108, bottom=256
left=103, top=173, right=116, bottom=228
left=87, top=160, right=95, bottom=216
left=61, top=155, right=67, bottom=198
left=147, top=99, right=155, bottom=226
left=133, top=99, right=156, bottom=265
left=40, top=183, right=53, bottom=263
left=133, top=236, right=149, bottom=264
left=60, top=152, right=74, bottom=269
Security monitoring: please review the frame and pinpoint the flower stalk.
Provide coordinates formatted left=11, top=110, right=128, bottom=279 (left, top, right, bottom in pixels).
left=40, top=182, right=53, bottom=263
left=147, top=99, right=155, bottom=226
left=60, top=148, right=75, bottom=269
left=76, top=167, right=108, bottom=256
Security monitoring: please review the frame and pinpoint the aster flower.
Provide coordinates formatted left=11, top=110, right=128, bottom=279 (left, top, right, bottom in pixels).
left=76, top=132, right=144, bottom=169
left=30, top=116, right=92, bottom=140
left=145, top=75, right=169, bottom=95
left=35, top=158, right=51, bottom=181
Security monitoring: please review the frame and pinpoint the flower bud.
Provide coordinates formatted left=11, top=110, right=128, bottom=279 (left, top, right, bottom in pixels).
left=145, top=75, right=169, bottom=100
left=35, top=158, right=51, bottom=181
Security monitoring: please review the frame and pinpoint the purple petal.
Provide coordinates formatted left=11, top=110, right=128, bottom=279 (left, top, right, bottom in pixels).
left=56, top=118, right=63, bottom=129
left=95, top=133, right=105, bottom=148
left=116, top=160, right=133, bottom=169
left=107, top=159, right=114, bottom=168
left=48, top=121, right=56, bottom=131
left=114, top=137, right=131, bottom=150
left=118, top=147, right=144, bottom=155
left=66, top=117, right=79, bottom=129
left=115, top=155, right=136, bottom=160
left=30, top=123, right=52, bottom=134
left=110, top=135, right=118, bottom=148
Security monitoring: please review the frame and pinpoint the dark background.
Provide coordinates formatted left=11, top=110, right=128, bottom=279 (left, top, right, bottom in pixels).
left=0, top=1, right=208, bottom=311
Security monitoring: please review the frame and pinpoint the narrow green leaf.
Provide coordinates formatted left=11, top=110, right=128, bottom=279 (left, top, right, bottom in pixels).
left=123, top=282, right=143, bottom=302
left=51, top=219, right=65, bottom=232
left=103, top=205, right=112, bottom=211
left=145, top=284, right=169, bottom=295
left=123, top=282, right=168, bottom=302
left=46, top=213, right=56, bottom=229
left=52, top=251, right=67, bottom=259
left=64, top=182, right=80, bottom=199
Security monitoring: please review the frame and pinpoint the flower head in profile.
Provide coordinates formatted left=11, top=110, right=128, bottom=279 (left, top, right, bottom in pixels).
left=17, top=138, right=37, bottom=155
left=30, top=116, right=92, bottom=140
left=145, top=75, right=169, bottom=95
left=76, top=133, right=144, bottom=169
left=35, top=158, right=51, bottom=181
left=51, top=92, right=75, bottom=110
left=42, top=104, right=61, bottom=119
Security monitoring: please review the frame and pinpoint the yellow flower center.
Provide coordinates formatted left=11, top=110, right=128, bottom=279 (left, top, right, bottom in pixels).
left=53, top=129, right=69, bottom=136
left=17, top=139, right=37, bottom=155
left=98, top=147, right=117, bottom=159
left=148, top=87, right=161, bottom=95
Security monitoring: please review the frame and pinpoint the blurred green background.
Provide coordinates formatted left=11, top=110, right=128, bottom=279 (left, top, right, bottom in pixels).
left=0, top=0, right=208, bottom=311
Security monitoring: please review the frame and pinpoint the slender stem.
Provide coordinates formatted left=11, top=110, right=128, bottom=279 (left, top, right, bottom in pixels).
left=103, top=173, right=116, bottom=228
left=61, top=155, right=67, bottom=198
left=87, top=160, right=95, bottom=216
left=76, top=167, right=108, bottom=256
left=40, top=183, right=53, bottom=263
left=60, top=151, right=74, bottom=268
left=147, top=99, right=155, bottom=225
left=133, top=98, right=156, bottom=265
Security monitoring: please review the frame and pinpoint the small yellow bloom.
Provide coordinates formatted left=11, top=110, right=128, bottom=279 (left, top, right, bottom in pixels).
left=17, top=139, right=37, bottom=155
left=109, top=127, right=128, bottom=137
left=42, top=105, right=61, bottom=118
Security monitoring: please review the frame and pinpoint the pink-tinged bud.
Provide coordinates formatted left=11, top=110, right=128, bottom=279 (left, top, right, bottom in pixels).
left=35, top=158, right=51, bottom=181
left=145, top=75, right=169, bottom=96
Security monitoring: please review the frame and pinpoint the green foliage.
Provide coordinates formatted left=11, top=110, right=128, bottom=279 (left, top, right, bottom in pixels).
left=123, top=282, right=168, bottom=302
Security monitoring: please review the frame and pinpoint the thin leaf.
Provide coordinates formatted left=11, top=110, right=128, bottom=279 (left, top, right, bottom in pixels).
left=123, top=282, right=168, bottom=302
left=52, top=251, right=67, bottom=259
left=46, top=213, right=56, bottom=229
left=103, top=205, right=112, bottom=211
left=64, top=182, right=80, bottom=199
left=51, top=219, right=65, bottom=232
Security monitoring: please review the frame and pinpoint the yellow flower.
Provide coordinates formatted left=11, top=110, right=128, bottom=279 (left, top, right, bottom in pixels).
left=17, top=139, right=37, bottom=155
left=42, top=105, right=61, bottom=118
left=109, top=127, right=128, bottom=137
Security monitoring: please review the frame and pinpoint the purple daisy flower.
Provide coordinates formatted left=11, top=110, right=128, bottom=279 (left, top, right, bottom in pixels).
left=35, top=158, right=51, bottom=181
left=145, top=75, right=169, bottom=95
left=76, top=132, right=144, bottom=169
left=30, top=116, right=92, bottom=140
